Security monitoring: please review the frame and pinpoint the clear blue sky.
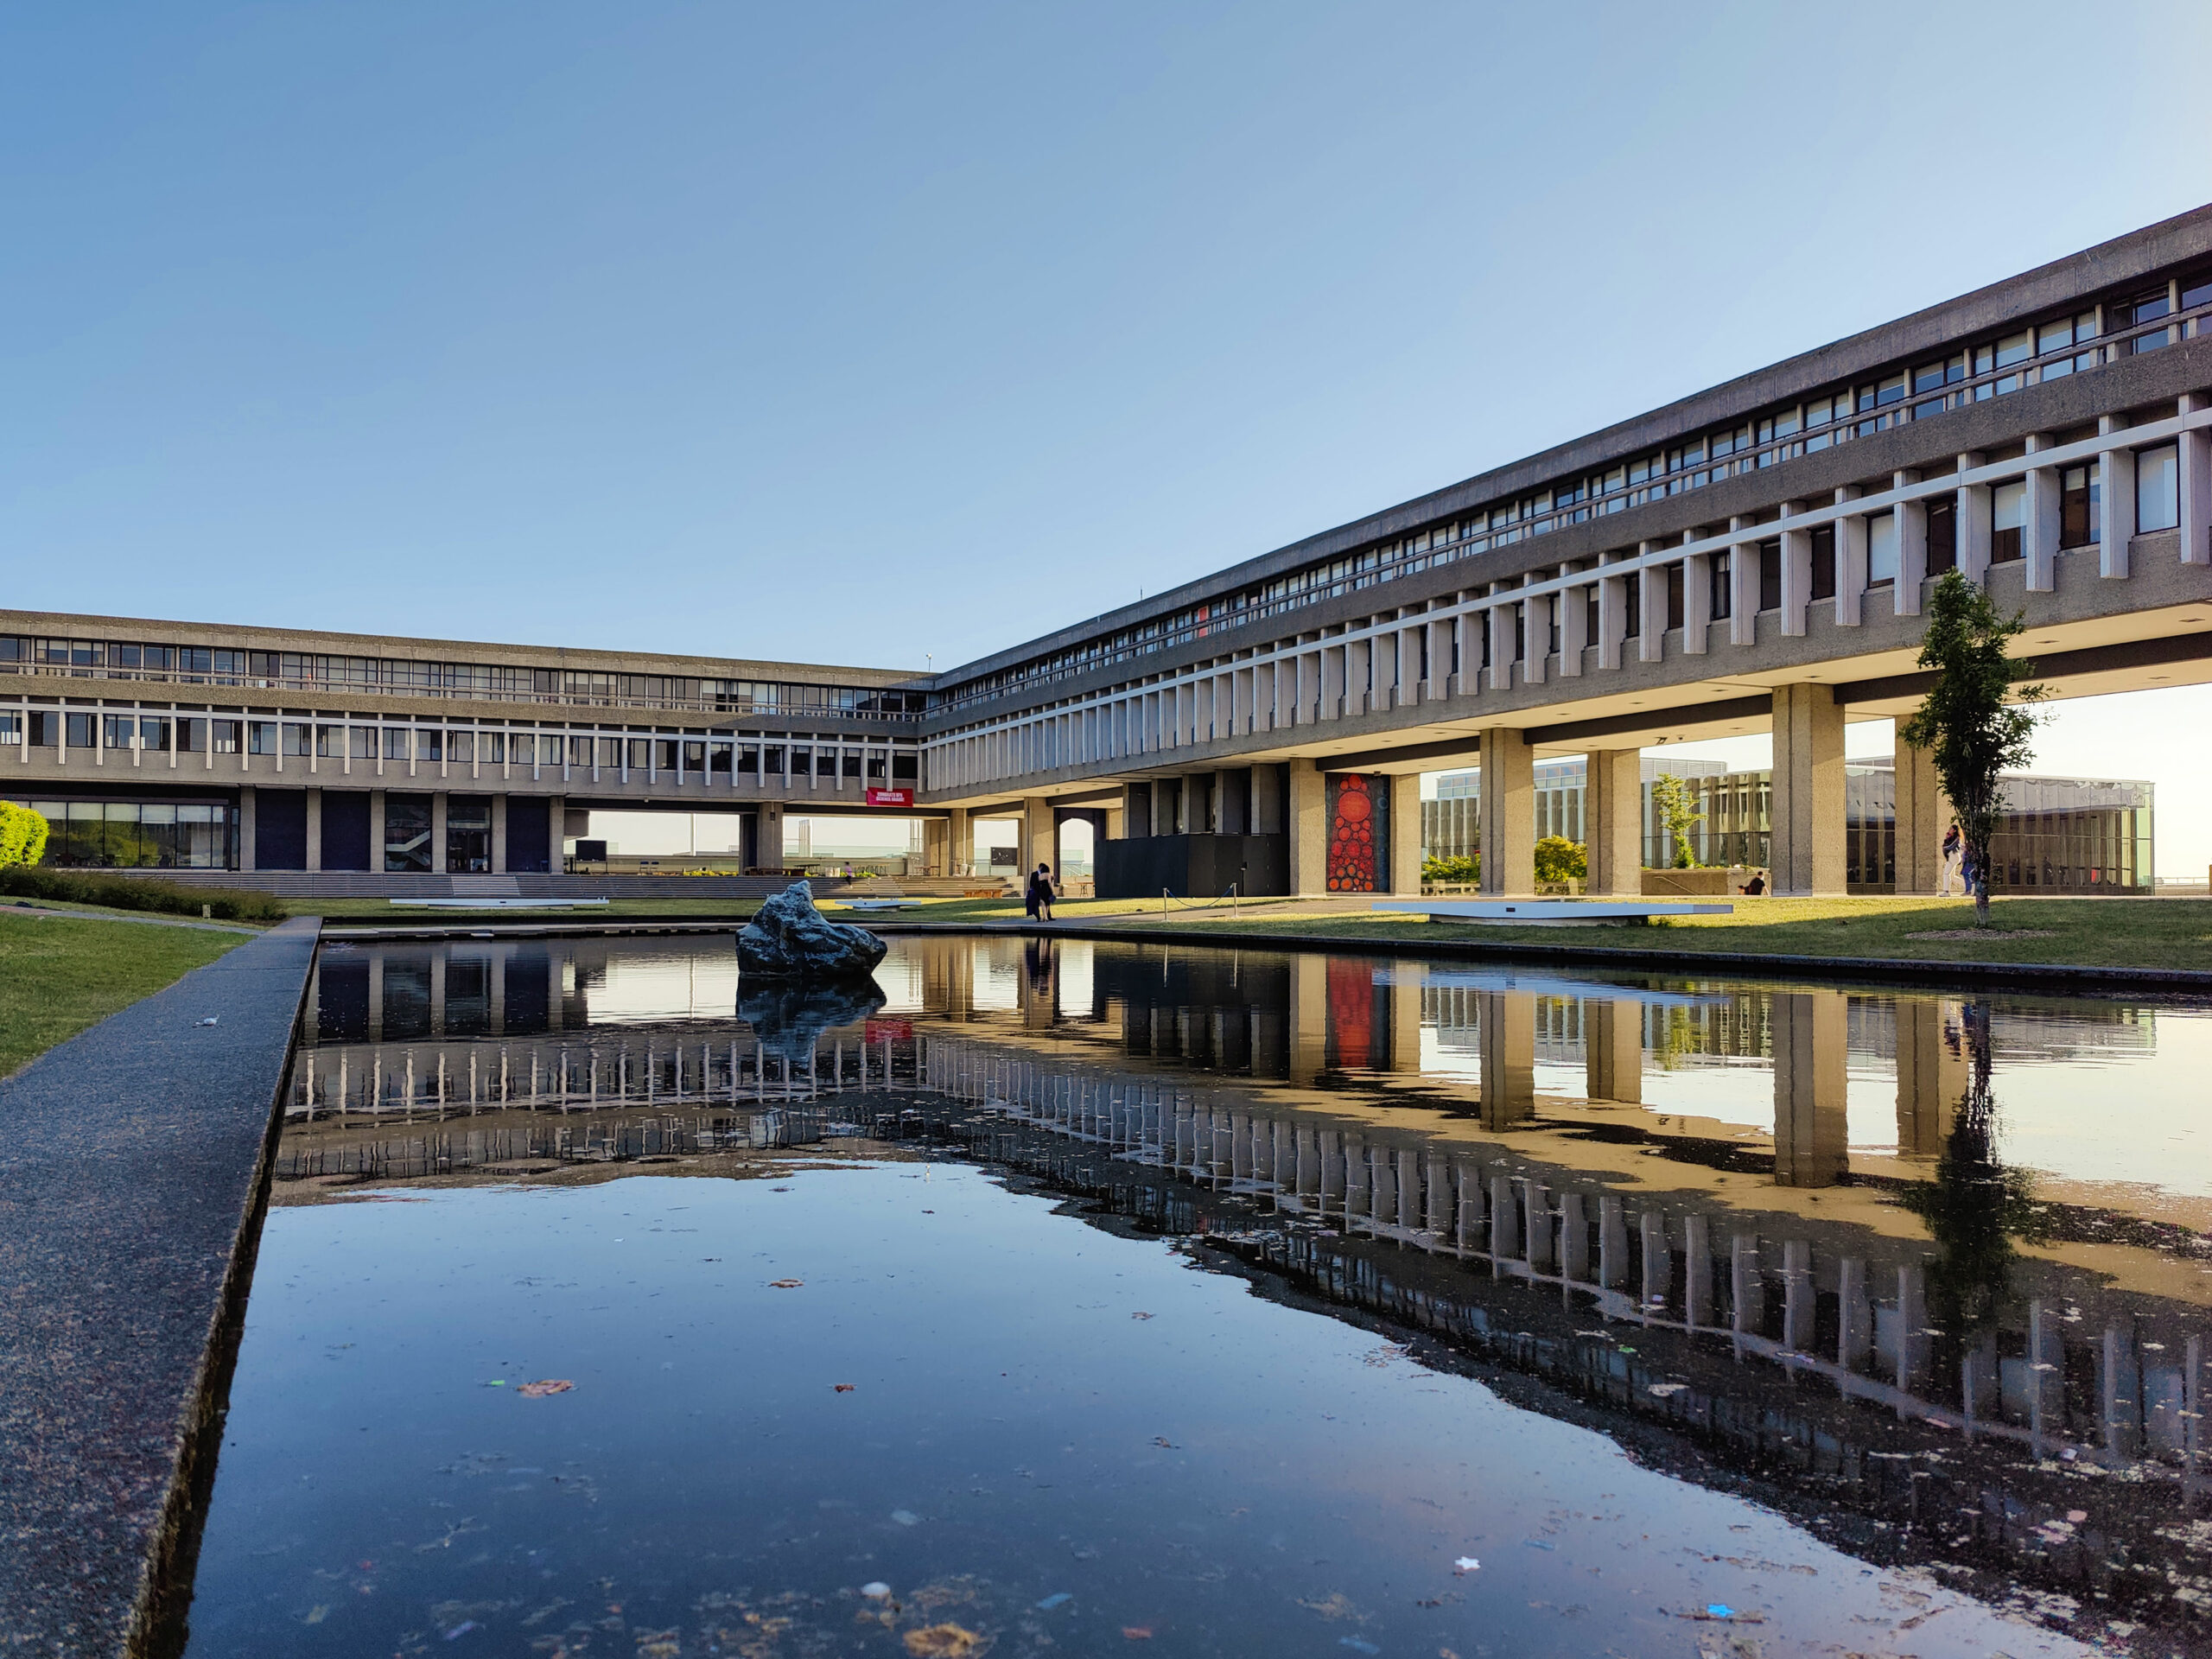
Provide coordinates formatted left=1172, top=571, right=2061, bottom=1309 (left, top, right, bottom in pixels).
left=6, top=3, right=2212, bottom=868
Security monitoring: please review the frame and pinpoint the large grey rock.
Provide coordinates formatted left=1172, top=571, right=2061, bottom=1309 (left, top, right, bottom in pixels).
left=737, top=880, right=887, bottom=982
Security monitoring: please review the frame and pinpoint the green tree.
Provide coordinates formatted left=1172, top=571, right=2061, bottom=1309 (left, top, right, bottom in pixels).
left=0, top=801, right=49, bottom=869
left=1898, top=569, right=2046, bottom=927
left=1421, top=852, right=1479, bottom=886
left=1533, top=836, right=1586, bottom=885
left=1649, top=772, right=1704, bottom=869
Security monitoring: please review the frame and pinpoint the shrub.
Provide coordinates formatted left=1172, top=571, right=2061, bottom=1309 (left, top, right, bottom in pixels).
left=0, top=801, right=50, bottom=869
left=1421, top=853, right=1480, bottom=885
left=0, top=864, right=286, bottom=923
left=1533, top=836, right=1587, bottom=884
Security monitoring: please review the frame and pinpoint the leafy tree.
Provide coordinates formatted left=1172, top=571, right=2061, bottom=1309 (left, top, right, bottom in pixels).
left=1421, top=852, right=1479, bottom=886
left=1649, top=772, right=1704, bottom=868
left=1898, top=570, right=2046, bottom=927
left=0, top=801, right=49, bottom=869
left=1533, top=836, right=1587, bottom=885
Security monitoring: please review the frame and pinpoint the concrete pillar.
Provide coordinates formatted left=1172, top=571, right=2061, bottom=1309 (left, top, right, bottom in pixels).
left=1388, top=772, right=1421, bottom=896
left=490, top=794, right=508, bottom=874
left=1023, top=797, right=1055, bottom=885
left=1835, top=490, right=1867, bottom=626
left=2100, top=414, right=2137, bottom=580
left=946, top=805, right=969, bottom=876
left=1769, top=683, right=1845, bottom=896
left=1891, top=736, right=1950, bottom=894
left=2025, top=435, right=2063, bottom=592
left=1957, top=454, right=1992, bottom=582
left=1893, top=472, right=1929, bottom=616
left=1895, top=997, right=1965, bottom=1158
left=1250, top=765, right=1285, bottom=835
left=1479, top=989, right=1535, bottom=1130
left=1778, top=504, right=1812, bottom=635
left=549, top=792, right=567, bottom=874
left=1476, top=728, right=1534, bottom=897
left=1682, top=552, right=1712, bottom=654
left=1287, top=760, right=1325, bottom=896
left=1214, top=768, right=1245, bottom=835
left=1729, top=522, right=1758, bottom=645
left=305, top=786, right=323, bottom=873
left=239, top=785, right=257, bottom=873
left=1584, top=998, right=1642, bottom=1104
left=430, top=791, right=449, bottom=874
left=1584, top=747, right=1642, bottom=897
left=1771, top=989, right=1849, bottom=1188
left=368, top=789, right=385, bottom=875
left=2181, top=392, right=2210, bottom=567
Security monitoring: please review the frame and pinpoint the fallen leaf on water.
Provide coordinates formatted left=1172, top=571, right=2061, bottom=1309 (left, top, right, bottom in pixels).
left=769, top=1280, right=804, bottom=1289
left=518, top=1379, right=573, bottom=1398
left=902, top=1623, right=981, bottom=1657
left=1131, top=1312, right=1154, bottom=1320
left=835, top=1383, right=856, bottom=1393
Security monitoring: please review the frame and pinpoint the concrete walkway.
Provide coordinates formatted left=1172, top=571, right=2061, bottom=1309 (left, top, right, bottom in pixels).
left=0, top=915, right=320, bottom=1657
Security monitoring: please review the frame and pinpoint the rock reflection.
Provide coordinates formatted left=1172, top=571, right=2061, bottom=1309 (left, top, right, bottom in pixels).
left=737, top=977, right=887, bottom=1065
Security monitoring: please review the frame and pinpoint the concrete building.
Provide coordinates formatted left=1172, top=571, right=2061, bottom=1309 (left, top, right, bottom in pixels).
left=6, top=206, right=2212, bottom=894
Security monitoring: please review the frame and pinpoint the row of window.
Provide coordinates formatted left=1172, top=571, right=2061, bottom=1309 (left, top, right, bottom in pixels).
left=943, top=274, right=2212, bottom=713
left=0, top=639, right=927, bottom=719
left=1, top=712, right=923, bottom=783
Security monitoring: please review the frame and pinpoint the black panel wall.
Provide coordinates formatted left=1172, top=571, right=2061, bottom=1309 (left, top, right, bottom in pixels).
left=320, top=791, right=372, bottom=871
left=1095, top=833, right=1287, bottom=900
left=505, top=796, right=551, bottom=874
left=254, top=789, right=308, bottom=872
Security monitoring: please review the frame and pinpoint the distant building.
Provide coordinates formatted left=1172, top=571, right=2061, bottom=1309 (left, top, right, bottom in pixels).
left=1423, top=760, right=2153, bottom=893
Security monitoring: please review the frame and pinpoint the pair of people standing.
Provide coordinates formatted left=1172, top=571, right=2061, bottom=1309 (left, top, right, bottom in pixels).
left=1024, top=862, right=1057, bottom=922
left=1940, top=821, right=1974, bottom=897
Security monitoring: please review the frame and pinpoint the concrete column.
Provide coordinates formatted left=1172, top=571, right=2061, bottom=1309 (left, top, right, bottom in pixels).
left=1287, top=760, right=1325, bottom=896
left=1728, top=521, right=1758, bottom=645
left=1583, top=747, right=1642, bottom=897
left=1597, top=557, right=1628, bottom=670
left=1023, top=797, right=1054, bottom=885
left=2025, top=435, right=2063, bottom=592
left=549, top=792, right=567, bottom=874
left=1958, top=454, right=1992, bottom=582
left=430, top=791, right=449, bottom=874
left=2100, top=414, right=2137, bottom=580
left=1215, top=768, right=1247, bottom=835
left=305, top=786, right=323, bottom=873
left=945, top=805, right=969, bottom=876
left=1557, top=571, right=1587, bottom=675
left=1891, top=737, right=1950, bottom=894
left=1682, top=552, right=1712, bottom=654
left=1637, top=545, right=1665, bottom=662
left=1895, top=996, right=1965, bottom=1158
left=1249, top=764, right=1284, bottom=835
left=238, top=785, right=257, bottom=872
left=1485, top=602, right=1512, bottom=691
left=1584, top=997, right=1642, bottom=1103
left=490, top=793, right=508, bottom=874
left=1479, top=989, right=1535, bottom=1130
left=1151, top=779, right=1179, bottom=836
left=368, top=789, right=385, bottom=874
left=1893, top=472, right=1929, bottom=615
left=1835, top=489, right=1867, bottom=626
left=2182, top=392, right=2210, bottom=567
left=1770, top=683, right=1845, bottom=896
left=1389, top=772, right=1421, bottom=897
left=1771, top=989, right=1849, bottom=1187
left=1476, top=728, right=1534, bottom=896
left=1779, top=503, right=1812, bottom=635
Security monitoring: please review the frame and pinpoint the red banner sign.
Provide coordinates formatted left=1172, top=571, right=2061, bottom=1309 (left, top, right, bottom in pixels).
left=865, top=787, right=913, bottom=807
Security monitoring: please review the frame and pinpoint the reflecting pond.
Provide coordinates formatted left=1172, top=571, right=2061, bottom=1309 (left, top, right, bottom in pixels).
left=181, top=934, right=2212, bottom=1656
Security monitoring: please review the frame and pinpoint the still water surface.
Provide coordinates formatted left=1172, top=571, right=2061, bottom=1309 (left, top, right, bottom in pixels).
left=183, top=934, right=2212, bottom=1656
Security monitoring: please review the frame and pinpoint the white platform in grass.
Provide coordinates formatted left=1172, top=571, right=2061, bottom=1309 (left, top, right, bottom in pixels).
left=1372, top=899, right=1732, bottom=926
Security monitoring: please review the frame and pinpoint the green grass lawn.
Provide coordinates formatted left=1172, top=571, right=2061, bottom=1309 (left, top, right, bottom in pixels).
left=1080, top=895, right=2212, bottom=973
left=295, top=896, right=772, bottom=922
left=0, top=909, right=246, bottom=1077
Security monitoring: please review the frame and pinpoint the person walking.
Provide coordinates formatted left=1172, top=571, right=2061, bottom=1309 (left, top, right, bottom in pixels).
left=1939, top=821, right=1963, bottom=896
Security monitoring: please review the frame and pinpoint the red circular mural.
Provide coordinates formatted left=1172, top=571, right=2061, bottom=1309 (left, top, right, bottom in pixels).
left=1326, top=774, right=1378, bottom=892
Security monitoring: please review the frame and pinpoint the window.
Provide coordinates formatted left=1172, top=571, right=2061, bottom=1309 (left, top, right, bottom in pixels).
left=2126, top=291, right=2171, bottom=354
left=248, top=721, right=278, bottom=755
left=213, top=720, right=240, bottom=754
left=448, top=730, right=474, bottom=765
left=626, top=737, right=649, bottom=771
left=283, top=722, right=311, bottom=757
left=315, top=724, right=340, bottom=759
left=655, top=739, right=678, bottom=772
left=1758, top=541, right=1782, bottom=611
left=1977, top=330, right=2032, bottom=397
left=597, top=737, right=620, bottom=769
left=1622, top=572, right=1640, bottom=638
left=568, top=735, right=592, bottom=768
left=2183, top=272, right=2212, bottom=313
left=2034, top=312, right=2099, bottom=378
left=1711, top=550, right=1732, bottom=619
left=348, top=726, right=372, bottom=760
left=139, top=718, right=169, bottom=753
left=764, top=744, right=787, bottom=777
left=1991, top=480, right=2026, bottom=563
left=1869, top=512, right=1899, bottom=585
left=1809, top=527, right=1836, bottom=601
left=482, top=732, right=505, bottom=765
left=1665, top=564, right=1685, bottom=630
left=383, top=727, right=409, bottom=760
left=711, top=741, right=734, bottom=776
left=2137, top=442, right=2179, bottom=534
left=2061, top=463, right=2100, bottom=548
left=103, top=715, right=134, bottom=749
left=181, top=717, right=207, bottom=753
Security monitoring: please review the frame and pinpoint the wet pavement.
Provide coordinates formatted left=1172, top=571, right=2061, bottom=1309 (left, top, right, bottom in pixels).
left=180, top=933, right=2212, bottom=1655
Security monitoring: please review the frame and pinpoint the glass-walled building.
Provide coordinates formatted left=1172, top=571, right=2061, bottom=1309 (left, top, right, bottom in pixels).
left=1422, top=760, right=2154, bottom=893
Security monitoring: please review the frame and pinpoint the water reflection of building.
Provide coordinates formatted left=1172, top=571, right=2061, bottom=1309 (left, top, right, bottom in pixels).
left=283, top=935, right=2212, bottom=1639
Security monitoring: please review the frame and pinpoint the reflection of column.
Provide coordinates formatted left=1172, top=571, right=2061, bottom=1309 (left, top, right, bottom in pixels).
left=1598, top=1196, right=1628, bottom=1288
left=1488, top=1173, right=1518, bottom=1263
left=1772, top=990, right=1848, bottom=1187
left=1684, top=1215, right=1713, bottom=1325
left=1770, top=683, right=1845, bottom=895
left=1476, top=728, right=1535, bottom=897
left=429, top=950, right=448, bottom=1034
left=1287, top=760, right=1325, bottom=895
left=1838, top=1258, right=1872, bottom=1371
left=1782, top=1239, right=1815, bottom=1351
left=367, top=950, right=384, bottom=1042
left=1896, top=1265, right=1929, bottom=1392
left=1454, top=1159, right=1483, bottom=1250
left=1894, top=997, right=1964, bottom=1157
left=1478, top=989, right=1535, bottom=1128
left=1522, top=1179, right=1553, bottom=1269
left=1559, top=1192, right=1589, bottom=1281
left=1388, top=962, right=1423, bottom=1074
left=1584, top=748, right=1643, bottom=896
left=1640, top=1211, right=1669, bottom=1312
left=489, top=950, right=505, bottom=1035
left=1732, top=1235, right=1764, bottom=1337
left=1584, top=998, right=1642, bottom=1103
left=1288, top=953, right=1327, bottom=1086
